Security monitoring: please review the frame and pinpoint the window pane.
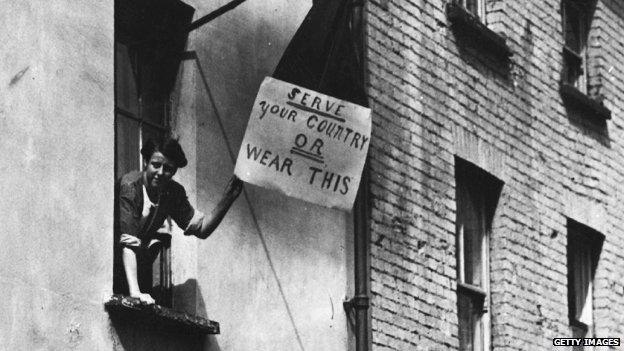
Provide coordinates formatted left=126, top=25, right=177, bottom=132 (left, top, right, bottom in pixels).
left=139, top=61, right=168, bottom=127
left=465, top=0, right=479, bottom=16
left=464, top=225, right=483, bottom=287
left=564, top=4, right=582, bottom=53
left=573, top=243, right=593, bottom=325
left=141, top=124, right=167, bottom=159
left=141, top=91, right=167, bottom=127
left=115, top=43, right=139, bottom=115
left=116, top=114, right=141, bottom=177
left=458, top=186, right=484, bottom=287
left=567, top=220, right=603, bottom=334
left=458, top=292, right=484, bottom=351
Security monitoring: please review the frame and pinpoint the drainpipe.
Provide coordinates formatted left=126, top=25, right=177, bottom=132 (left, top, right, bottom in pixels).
left=352, top=165, right=371, bottom=351
left=351, top=1, right=371, bottom=351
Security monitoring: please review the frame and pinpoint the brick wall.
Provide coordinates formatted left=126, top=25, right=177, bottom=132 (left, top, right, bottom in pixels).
left=365, top=0, right=624, bottom=350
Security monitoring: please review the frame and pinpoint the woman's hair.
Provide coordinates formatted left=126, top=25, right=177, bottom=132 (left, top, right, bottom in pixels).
left=141, top=137, right=188, bottom=168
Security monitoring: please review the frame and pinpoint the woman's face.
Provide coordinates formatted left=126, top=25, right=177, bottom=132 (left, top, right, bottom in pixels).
left=144, top=151, right=177, bottom=189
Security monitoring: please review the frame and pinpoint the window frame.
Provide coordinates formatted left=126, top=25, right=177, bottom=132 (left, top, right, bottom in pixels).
left=446, top=0, right=512, bottom=60
left=114, top=31, right=174, bottom=309
left=566, top=219, right=604, bottom=342
left=114, top=40, right=172, bottom=171
left=455, top=159, right=502, bottom=351
left=562, top=0, right=590, bottom=94
left=456, top=180, right=490, bottom=351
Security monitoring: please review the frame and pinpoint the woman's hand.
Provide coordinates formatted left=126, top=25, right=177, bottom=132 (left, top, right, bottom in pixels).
left=225, top=175, right=244, bottom=198
left=130, top=291, right=156, bottom=305
left=120, top=234, right=141, bottom=247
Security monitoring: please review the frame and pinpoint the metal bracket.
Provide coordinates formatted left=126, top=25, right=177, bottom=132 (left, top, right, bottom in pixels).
left=344, top=295, right=370, bottom=310
left=343, top=295, right=370, bottom=328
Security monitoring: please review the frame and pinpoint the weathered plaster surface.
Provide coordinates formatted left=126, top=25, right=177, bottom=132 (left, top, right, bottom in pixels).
left=0, top=1, right=115, bottom=349
left=170, top=1, right=355, bottom=350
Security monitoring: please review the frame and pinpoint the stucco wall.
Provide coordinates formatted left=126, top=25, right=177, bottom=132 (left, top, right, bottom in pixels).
left=0, top=1, right=358, bottom=349
left=0, top=1, right=115, bottom=349
left=169, top=1, right=355, bottom=350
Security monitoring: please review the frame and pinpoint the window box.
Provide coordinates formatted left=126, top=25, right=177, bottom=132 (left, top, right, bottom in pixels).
left=559, top=82, right=612, bottom=121
left=446, top=2, right=512, bottom=60
left=105, top=295, right=220, bottom=335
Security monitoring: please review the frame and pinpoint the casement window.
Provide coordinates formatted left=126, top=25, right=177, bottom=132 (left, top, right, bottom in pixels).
left=562, top=0, right=590, bottom=94
left=559, top=0, right=611, bottom=120
left=114, top=0, right=193, bottom=307
left=446, top=0, right=512, bottom=60
left=115, top=42, right=171, bottom=177
left=114, top=37, right=173, bottom=307
left=567, top=219, right=603, bottom=343
left=455, top=158, right=502, bottom=351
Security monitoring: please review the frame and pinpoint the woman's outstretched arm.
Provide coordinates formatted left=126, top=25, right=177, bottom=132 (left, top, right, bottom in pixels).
left=192, top=175, right=243, bottom=239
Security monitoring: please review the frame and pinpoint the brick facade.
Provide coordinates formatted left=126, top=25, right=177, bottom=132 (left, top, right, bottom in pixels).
left=365, top=0, right=624, bottom=350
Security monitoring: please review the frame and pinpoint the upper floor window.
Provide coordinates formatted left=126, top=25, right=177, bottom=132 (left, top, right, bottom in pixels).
left=559, top=0, right=611, bottom=121
left=113, top=0, right=195, bottom=307
left=562, top=0, right=590, bottom=94
left=567, top=219, right=603, bottom=344
left=446, top=0, right=512, bottom=60
left=114, top=30, right=175, bottom=308
left=455, top=158, right=503, bottom=351
left=115, top=42, right=170, bottom=178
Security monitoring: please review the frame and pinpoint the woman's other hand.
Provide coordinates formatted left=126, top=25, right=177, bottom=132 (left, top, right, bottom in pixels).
left=130, top=292, right=155, bottom=305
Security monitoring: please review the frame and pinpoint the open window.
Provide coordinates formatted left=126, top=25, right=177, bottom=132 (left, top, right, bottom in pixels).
left=562, top=0, right=589, bottom=94
left=113, top=0, right=193, bottom=307
left=567, top=219, right=603, bottom=344
left=446, top=0, right=512, bottom=60
left=559, top=0, right=611, bottom=120
left=108, top=0, right=222, bottom=336
left=455, top=158, right=502, bottom=351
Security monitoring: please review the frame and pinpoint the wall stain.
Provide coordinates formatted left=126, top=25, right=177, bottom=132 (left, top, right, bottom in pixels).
left=67, top=322, right=82, bottom=345
left=8, top=66, right=30, bottom=87
left=79, top=70, right=105, bottom=92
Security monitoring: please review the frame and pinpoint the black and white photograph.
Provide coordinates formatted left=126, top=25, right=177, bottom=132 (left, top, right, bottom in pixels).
left=1, top=0, right=623, bottom=350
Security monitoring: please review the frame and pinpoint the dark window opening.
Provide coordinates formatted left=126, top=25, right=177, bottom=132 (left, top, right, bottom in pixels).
left=562, top=0, right=590, bottom=93
left=113, top=0, right=194, bottom=307
left=559, top=0, right=610, bottom=122
left=455, top=158, right=503, bottom=351
left=567, top=219, right=603, bottom=345
left=446, top=0, right=512, bottom=61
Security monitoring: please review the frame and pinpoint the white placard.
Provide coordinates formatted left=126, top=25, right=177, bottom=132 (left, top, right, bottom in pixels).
left=234, top=77, right=372, bottom=211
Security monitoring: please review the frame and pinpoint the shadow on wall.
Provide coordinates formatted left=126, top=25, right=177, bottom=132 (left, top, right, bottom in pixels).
left=562, top=103, right=610, bottom=147
left=445, top=6, right=512, bottom=84
left=108, top=279, right=220, bottom=351
left=179, top=51, right=307, bottom=351
left=172, top=279, right=223, bottom=351
left=602, top=0, right=624, bottom=21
